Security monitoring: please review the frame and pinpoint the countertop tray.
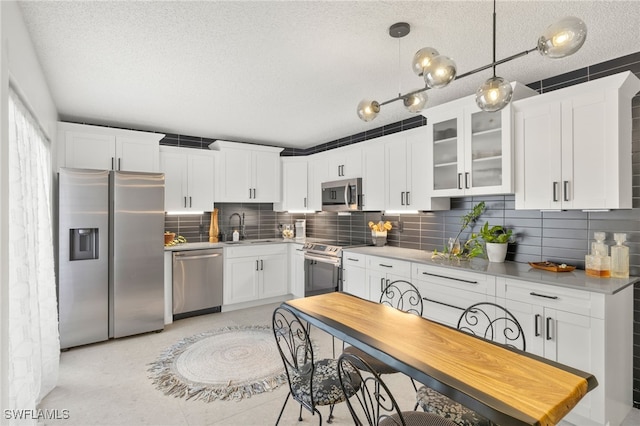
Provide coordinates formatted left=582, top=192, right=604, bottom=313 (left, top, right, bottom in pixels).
left=529, top=261, right=576, bottom=272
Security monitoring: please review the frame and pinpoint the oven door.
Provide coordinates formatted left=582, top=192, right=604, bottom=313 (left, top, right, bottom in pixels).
left=304, top=253, right=341, bottom=297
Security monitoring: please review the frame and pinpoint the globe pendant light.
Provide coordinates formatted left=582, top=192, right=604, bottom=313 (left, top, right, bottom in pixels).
left=356, top=2, right=586, bottom=122
left=404, top=90, right=428, bottom=113
left=356, top=99, right=380, bottom=122
left=476, top=0, right=511, bottom=112
left=538, top=16, right=587, bottom=58
left=476, top=76, right=513, bottom=112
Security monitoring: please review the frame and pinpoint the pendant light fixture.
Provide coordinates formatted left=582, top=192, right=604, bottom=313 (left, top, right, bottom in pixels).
left=357, top=1, right=587, bottom=121
left=475, top=0, right=513, bottom=112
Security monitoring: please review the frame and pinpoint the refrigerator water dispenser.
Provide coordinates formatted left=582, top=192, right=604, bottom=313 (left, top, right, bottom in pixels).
left=70, top=228, right=99, bottom=260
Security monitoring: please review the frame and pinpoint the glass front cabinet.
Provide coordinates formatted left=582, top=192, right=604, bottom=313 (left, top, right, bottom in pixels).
left=426, top=84, right=537, bottom=197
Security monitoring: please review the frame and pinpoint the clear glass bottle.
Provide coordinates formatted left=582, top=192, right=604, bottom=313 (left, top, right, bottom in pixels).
left=585, top=231, right=611, bottom=278
left=611, top=233, right=629, bottom=278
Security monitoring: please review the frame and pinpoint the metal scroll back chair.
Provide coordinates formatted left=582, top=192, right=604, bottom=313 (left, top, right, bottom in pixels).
left=272, top=305, right=361, bottom=425
left=342, top=280, right=423, bottom=390
left=338, top=353, right=458, bottom=426
left=415, top=302, right=526, bottom=426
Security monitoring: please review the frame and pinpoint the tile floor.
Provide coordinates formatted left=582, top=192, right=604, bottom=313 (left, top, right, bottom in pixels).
left=39, top=302, right=640, bottom=426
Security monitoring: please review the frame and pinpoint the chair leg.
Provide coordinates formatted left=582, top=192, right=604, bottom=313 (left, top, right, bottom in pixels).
left=275, top=392, right=291, bottom=425
left=299, top=404, right=303, bottom=422
left=326, top=404, right=334, bottom=424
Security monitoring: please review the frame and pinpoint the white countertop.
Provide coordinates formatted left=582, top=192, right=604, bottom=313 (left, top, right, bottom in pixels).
left=343, top=245, right=638, bottom=295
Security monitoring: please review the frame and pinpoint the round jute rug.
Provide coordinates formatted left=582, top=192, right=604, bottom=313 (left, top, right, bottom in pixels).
left=148, top=325, right=286, bottom=402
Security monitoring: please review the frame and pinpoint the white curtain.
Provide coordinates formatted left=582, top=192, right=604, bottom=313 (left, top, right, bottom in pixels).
left=7, top=88, right=60, bottom=420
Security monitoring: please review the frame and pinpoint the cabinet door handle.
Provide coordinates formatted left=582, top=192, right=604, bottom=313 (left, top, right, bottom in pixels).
left=111, top=157, right=115, bottom=170
left=552, top=181, right=559, bottom=202
left=380, top=277, right=385, bottom=292
left=401, top=192, right=405, bottom=205
left=253, top=188, right=256, bottom=199
left=422, top=297, right=465, bottom=311
left=189, top=196, right=192, bottom=208
left=563, top=181, right=570, bottom=202
left=529, top=292, right=558, bottom=300
left=304, top=197, right=307, bottom=208
left=183, top=196, right=187, bottom=208
left=546, top=317, right=553, bottom=341
left=118, top=158, right=122, bottom=171
left=465, top=172, right=470, bottom=189
left=255, top=260, right=259, bottom=271
left=534, top=314, right=541, bottom=337
left=457, top=173, right=463, bottom=190
left=406, top=191, right=411, bottom=205
left=421, top=271, right=478, bottom=285
left=260, top=259, right=264, bottom=270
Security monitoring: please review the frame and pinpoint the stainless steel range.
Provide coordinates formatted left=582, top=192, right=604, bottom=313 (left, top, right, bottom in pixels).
left=302, top=241, right=348, bottom=297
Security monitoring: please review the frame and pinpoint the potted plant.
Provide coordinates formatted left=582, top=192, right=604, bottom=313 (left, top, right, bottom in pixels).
left=472, top=222, right=513, bottom=263
left=432, top=201, right=486, bottom=260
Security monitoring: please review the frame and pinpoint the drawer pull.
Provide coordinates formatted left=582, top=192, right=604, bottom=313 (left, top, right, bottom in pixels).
left=534, top=314, right=541, bottom=337
left=422, top=297, right=465, bottom=311
left=529, top=292, right=558, bottom=300
left=346, top=258, right=360, bottom=262
left=379, top=264, right=393, bottom=268
left=421, top=271, right=478, bottom=285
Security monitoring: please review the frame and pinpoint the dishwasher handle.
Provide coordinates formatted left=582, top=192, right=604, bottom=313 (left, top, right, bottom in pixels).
left=174, top=251, right=222, bottom=261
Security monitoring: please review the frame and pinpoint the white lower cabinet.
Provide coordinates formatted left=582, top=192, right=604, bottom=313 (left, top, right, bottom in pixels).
left=342, top=252, right=367, bottom=299
left=498, top=277, right=633, bottom=426
left=412, top=263, right=496, bottom=327
left=223, top=244, right=288, bottom=306
left=366, top=256, right=411, bottom=302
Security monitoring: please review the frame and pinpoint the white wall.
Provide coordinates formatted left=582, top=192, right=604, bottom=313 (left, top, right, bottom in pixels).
left=0, top=0, right=58, bottom=414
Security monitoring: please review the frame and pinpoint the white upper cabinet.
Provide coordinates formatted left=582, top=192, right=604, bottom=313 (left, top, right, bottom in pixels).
left=385, top=126, right=449, bottom=212
left=361, top=139, right=386, bottom=211
left=274, top=157, right=311, bottom=212
left=160, top=146, right=216, bottom=212
left=210, top=141, right=283, bottom=202
left=514, top=71, right=640, bottom=210
left=325, top=146, right=362, bottom=180
left=425, top=83, right=537, bottom=197
left=58, top=122, right=164, bottom=172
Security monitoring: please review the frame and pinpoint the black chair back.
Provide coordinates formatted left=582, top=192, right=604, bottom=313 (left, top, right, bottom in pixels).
left=379, top=280, right=424, bottom=316
left=457, top=302, right=526, bottom=351
left=338, top=352, right=404, bottom=425
left=272, top=306, right=316, bottom=412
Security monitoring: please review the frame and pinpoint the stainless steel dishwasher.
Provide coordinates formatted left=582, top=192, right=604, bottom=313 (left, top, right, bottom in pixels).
left=172, top=248, right=223, bottom=320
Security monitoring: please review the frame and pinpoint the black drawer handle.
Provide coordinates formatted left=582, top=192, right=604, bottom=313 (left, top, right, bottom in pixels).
left=379, top=264, right=393, bottom=268
left=529, top=292, right=559, bottom=300
left=422, top=297, right=465, bottom=311
left=421, top=271, right=478, bottom=285
left=346, top=258, right=360, bottom=262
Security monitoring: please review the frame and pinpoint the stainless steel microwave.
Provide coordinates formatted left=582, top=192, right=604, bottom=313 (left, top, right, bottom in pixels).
left=321, top=178, right=363, bottom=212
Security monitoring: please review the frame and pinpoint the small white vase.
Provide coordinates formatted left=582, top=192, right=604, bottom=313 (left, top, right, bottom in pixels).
left=485, top=242, right=508, bottom=263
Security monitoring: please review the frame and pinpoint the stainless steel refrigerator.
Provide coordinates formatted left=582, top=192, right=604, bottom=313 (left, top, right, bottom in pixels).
left=57, top=168, right=165, bottom=349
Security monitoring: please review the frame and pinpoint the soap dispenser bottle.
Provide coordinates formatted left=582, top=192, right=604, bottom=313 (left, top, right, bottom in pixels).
left=586, top=231, right=611, bottom=278
left=611, top=233, right=629, bottom=278
left=232, top=229, right=239, bottom=242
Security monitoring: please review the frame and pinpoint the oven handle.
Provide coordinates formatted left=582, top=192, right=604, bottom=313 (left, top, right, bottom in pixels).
left=304, top=253, right=341, bottom=266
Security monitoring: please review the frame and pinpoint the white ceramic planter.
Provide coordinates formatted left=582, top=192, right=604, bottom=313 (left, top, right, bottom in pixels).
left=486, top=242, right=508, bottom=263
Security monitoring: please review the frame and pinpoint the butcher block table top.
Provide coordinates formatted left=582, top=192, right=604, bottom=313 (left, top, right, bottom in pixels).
left=283, top=292, right=597, bottom=426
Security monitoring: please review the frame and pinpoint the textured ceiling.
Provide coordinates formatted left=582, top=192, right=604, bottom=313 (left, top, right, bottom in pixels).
left=17, top=1, right=640, bottom=149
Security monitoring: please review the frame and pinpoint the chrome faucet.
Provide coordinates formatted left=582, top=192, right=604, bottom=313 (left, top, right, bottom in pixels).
left=229, top=212, right=245, bottom=240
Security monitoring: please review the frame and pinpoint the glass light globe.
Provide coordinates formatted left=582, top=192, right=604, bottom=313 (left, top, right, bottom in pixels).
left=538, top=16, right=587, bottom=58
left=403, top=90, right=428, bottom=113
left=357, top=99, right=380, bottom=122
left=476, top=76, right=513, bottom=112
left=412, top=47, right=439, bottom=76
left=424, top=55, right=457, bottom=89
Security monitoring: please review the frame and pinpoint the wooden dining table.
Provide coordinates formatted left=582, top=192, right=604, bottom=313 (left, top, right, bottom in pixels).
left=283, top=292, right=597, bottom=426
